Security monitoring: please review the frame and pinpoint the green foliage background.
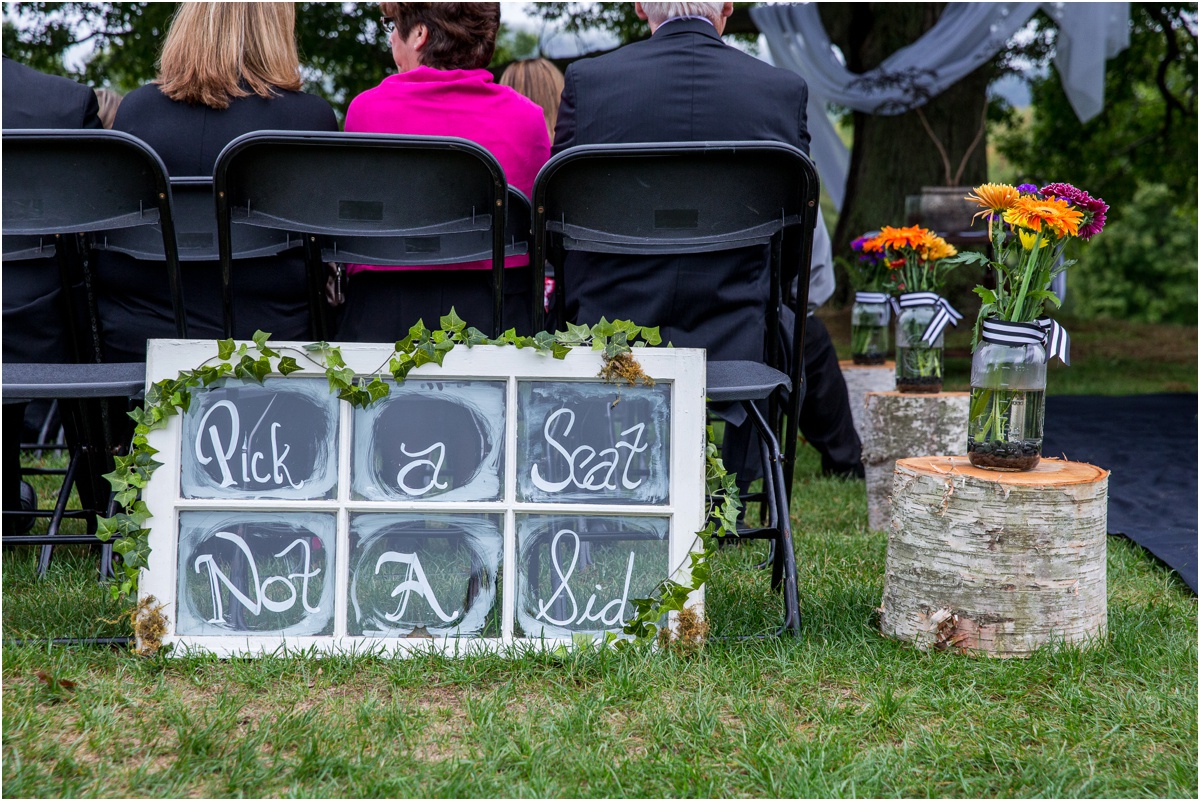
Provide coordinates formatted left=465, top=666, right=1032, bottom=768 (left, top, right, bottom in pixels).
left=997, top=3, right=1197, bottom=324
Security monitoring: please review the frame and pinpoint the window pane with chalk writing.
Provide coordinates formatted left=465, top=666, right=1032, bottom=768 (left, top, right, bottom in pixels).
left=514, top=514, right=669, bottom=639
left=179, top=378, right=339, bottom=500
left=175, top=511, right=336, bottom=636
left=348, top=513, right=502, bottom=637
left=351, top=380, right=505, bottom=502
left=516, top=381, right=670, bottom=505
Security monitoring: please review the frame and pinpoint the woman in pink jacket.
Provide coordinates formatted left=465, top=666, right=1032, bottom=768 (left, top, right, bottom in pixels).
left=338, top=2, right=551, bottom=340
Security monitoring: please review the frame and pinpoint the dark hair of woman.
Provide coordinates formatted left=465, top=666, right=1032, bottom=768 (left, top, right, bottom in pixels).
left=380, top=2, right=500, bottom=71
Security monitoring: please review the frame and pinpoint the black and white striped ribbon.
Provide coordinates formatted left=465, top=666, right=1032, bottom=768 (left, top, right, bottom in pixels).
left=980, top=317, right=1071, bottom=365
left=897, top=292, right=963, bottom=344
left=854, top=292, right=892, bottom=323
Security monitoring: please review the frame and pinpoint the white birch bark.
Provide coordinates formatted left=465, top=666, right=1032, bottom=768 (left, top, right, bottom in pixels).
left=838, top=360, right=896, bottom=440
left=880, top=456, right=1109, bottom=657
left=861, top=392, right=968, bottom=531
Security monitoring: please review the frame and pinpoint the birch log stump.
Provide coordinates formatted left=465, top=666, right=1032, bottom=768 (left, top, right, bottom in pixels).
left=862, top=391, right=969, bottom=531
left=881, top=456, right=1109, bottom=657
left=838, top=360, right=895, bottom=440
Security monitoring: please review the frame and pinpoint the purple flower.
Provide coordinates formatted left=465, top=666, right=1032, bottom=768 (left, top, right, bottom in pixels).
left=1042, top=182, right=1110, bottom=240
left=1016, top=183, right=1039, bottom=194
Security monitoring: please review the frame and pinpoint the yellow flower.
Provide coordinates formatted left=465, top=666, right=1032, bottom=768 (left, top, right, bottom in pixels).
left=1003, top=195, right=1083, bottom=238
left=966, top=183, right=1019, bottom=221
left=916, top=231, right=957, bottom=261
left=1018, top=230, right=1051, bottom=250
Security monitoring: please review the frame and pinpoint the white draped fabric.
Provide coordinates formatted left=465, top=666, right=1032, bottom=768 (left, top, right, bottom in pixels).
left=752, top=2, right=1130, bottom=211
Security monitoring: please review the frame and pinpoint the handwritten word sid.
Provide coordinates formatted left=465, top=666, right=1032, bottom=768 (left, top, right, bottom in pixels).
left=534, top=529, right=635, bottom=628
left=195, top=397, right=304, bottom=489
left=530, top=408, right=648, bottom=493
left=194, top=531, right=321, bottom=624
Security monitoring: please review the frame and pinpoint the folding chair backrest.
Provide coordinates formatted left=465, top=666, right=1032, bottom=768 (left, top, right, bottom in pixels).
left=213, top=131, right=509, bottom=336
left=97, top=177, right=300, bottom=262
left=2, top=128, right=185, bottom=335
left=532, top=141, right=820, bottom=493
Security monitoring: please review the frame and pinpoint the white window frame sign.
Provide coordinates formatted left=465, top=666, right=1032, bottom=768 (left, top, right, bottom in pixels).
left=139, top=339, right=707, bottom=658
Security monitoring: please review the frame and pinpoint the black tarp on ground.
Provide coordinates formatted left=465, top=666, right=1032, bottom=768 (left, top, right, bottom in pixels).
left=1042, top=393, right=1197, bottom=593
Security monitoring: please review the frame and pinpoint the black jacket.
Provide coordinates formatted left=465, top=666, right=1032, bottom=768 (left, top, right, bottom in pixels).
left=551, top=19, right=810, bottom=362
left=2, top=55, right=102, bottom=130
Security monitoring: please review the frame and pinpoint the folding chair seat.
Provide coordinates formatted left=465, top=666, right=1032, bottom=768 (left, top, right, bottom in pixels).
left=532, top=141, right=820, bottom=635
left=213, top=131, right=521, bottom=339
left=2, top=129, right=181, bottom=575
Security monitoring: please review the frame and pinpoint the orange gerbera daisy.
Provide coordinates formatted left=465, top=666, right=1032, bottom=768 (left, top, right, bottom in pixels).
left=872, top=225, right=929, bottom=251
left=965, top=183, right=1020, bottom=220
left=1003, top=195, right=1083, bottom=238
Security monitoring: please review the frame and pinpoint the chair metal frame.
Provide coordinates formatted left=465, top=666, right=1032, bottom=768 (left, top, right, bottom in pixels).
left=530, top=141, right=821, bottom=635
left=2, top=129, right=181, bottom=606
left=213, top=131, right=511, bottom=339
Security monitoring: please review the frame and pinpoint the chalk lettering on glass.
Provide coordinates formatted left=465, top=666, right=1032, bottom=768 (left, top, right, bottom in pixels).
left=375, top=551, right=460, bottom=623
left=534, top=529, right=635, bottom=628
left=530, top=408, right=649, bottom=494
left=194, top=395, right=304, bottom=490
left=193, top=531, right=321, bottom=624
left=395, top=442, right=449, bottom=496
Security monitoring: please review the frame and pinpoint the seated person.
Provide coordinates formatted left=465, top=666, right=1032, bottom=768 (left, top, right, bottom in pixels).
left=337, top=2, right=550, bottom=341
left=499, top=57, right=565, bottom=139
left=95, top=1, right=338, bottom=361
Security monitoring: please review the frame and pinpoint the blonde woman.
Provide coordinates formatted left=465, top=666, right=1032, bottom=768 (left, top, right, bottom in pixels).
left=98, top=2, right=337, bottom=361
left=499, top=58, right=565, bottom=138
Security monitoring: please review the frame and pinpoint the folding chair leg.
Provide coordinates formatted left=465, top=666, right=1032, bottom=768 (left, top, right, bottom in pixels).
left=37, top=446, right=82, bottom=576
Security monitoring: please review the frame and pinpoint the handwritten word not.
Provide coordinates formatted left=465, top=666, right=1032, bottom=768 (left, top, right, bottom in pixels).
left=530, top=408, right=648, bottom=493
left=534, top=529, right=635, bottom=628
left=195, top=397, right=304, bottom=489
left=194, top=531, right=321, bottom=624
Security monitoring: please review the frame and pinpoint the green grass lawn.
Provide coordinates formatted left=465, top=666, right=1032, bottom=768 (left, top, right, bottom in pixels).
left=3, top=318, right=1196, bottom=798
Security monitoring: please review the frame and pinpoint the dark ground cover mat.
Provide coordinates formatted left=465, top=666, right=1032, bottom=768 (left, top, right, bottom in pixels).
left=1042, top=393, right=1198, bottom=593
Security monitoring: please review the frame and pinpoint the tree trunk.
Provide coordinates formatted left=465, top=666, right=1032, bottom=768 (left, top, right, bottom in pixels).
left=819, top=4, right=995, bottom=255
left=861, top=391, right=969, bottom=531
left=881, top=456, right=1109, bottom=657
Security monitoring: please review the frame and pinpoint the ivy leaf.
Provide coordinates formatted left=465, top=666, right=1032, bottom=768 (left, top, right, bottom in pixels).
left=591, top=317, right=616, bottom=338
left=303, top=341, right=330, bottom=352
left=277, top=356, right=302, bottom=376
left=95, top=515, right=121, bottom=542
left=462, top=327, right=489, bottom=347
left=217, top=339, right=236, bottom=360
left=533, top=331, right=556, bottom=351
left=251, top=329, right=278, bottom=357
left=366, top=376, right=390, bottom=403
left=440, top=308, right=466, bottom=333
left=326, top=365, right=355, bottom=392
left=551, top=342, right=570, bottom=360
left=324, top=348, right=345, bottom=369
left=641, top=326, right=662, bottom=346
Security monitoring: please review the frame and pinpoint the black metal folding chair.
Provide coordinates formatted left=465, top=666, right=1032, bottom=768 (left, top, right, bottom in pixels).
left=213, top=131, right=514, bottom=339
left=2, top=129, right=182, bottom=581
left=531, top=141, right=820, bottom=635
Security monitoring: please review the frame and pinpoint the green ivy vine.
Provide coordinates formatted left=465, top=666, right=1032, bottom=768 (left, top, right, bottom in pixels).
left=97, top=310, right=740, bottom=645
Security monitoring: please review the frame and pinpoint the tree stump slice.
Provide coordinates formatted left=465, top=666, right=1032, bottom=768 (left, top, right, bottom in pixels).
left=862, top=391, right=969, bottom=531
left=881, top=456, right=1109, bottom=657
left=839, top=360, right=896, bottom=439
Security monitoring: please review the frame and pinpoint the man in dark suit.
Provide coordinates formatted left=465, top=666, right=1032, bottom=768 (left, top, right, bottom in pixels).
left=552, top=2, right=863, bottom=480
left=2, top=56, right=103, bottom=534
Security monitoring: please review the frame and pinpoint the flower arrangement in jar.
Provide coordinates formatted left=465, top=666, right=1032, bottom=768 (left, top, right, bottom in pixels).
left=948, top=182, right=1109, bottom=471
left=842, top=232, right=892, bottom=365
left=863, top=225, right=962, bottom=393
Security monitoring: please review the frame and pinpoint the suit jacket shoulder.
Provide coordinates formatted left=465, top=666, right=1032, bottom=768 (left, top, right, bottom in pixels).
left=2, top=56, right=101, bottom=129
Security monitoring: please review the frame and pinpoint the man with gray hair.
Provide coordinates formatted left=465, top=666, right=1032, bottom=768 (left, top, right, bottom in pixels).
left=553, top=2, right=863, bottom=479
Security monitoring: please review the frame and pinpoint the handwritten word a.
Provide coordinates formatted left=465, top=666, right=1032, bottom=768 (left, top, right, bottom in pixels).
left=530, top=408, right=648, bottom=493
left=194, top=531, right=321, bottom=624
left=195, top=397, right=304, bottom=489
left=375, top=551, right=460, bottom=623
left=534, top=529, right=635, bottom=628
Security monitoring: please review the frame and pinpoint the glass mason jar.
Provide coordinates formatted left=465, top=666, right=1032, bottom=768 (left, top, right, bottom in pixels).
left=966, top=340, right=1047, bottom=471
left=850, top=299, right=889, bottom=365
left=895, top=305, right=943, bottom=393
